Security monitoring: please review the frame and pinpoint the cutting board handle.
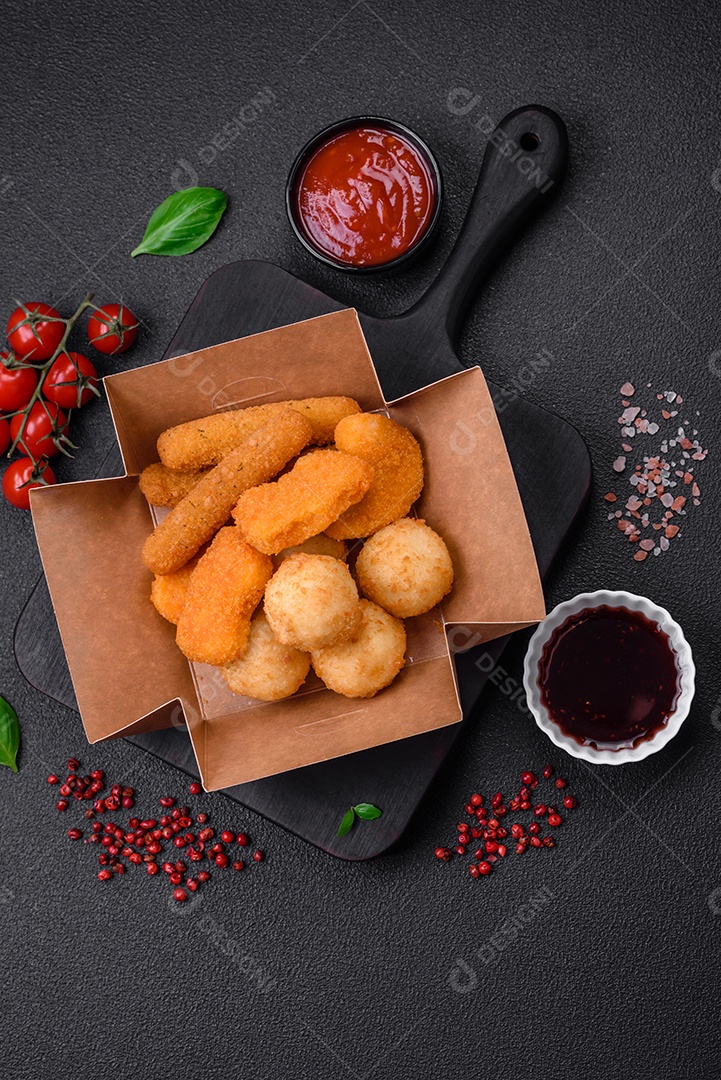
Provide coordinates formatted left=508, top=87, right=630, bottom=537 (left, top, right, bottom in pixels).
left=403, top=105, right=568, bottom=345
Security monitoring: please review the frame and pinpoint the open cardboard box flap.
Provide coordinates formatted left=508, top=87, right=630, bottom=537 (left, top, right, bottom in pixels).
left=30, top=310, right=544, bottom=789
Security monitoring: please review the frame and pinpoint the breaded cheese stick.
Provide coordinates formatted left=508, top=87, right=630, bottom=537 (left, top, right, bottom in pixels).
left=157, top=396, right=361, bottom=471
left=175, top=528, right=272, bottom=666
left=232, top=449, right=374, bottom=554
left=139, top=462, right=210, bottom=508
left=142, top=409, right=312, bottom=575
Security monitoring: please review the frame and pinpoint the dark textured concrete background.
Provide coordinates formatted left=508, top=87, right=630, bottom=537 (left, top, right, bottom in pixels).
left=2, top=1, right=720, bottom=1077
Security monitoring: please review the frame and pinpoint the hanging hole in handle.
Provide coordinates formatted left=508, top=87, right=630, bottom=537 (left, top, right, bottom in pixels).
left=519, top=131, right=540, bottom=151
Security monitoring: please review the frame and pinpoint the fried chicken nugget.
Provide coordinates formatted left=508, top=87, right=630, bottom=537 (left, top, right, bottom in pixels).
left=356, top=518, right=454, bottom=617
left=325, top=413, right=424, bottom=539
left=142, top=409, right=312, bottom=575
left=222, top=611, right=311, bottom=701
left=232, top=449, right=374, bottom=555
left=175, top=527, right=273, bottom=666
left=157, top=396, right=361, bottom=471
left=150, top=556, right=200, bottom=624
left=273, top=533, right=346, bottom=567
left=139, top=463, right=210, bottom=508
left=311, top=599, right=406, bottom=698
left=264, top=554, right=361, bottom=650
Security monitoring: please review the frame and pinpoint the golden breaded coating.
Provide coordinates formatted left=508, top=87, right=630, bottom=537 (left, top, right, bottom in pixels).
left=325, top=413, right=424, bottom=539
left=356, top=518, right=454, bottom=617
left=232, top=449, right=374, bottom=555
left=273, top=533, right=346, bottom=567
left=222, top=611, right=311, bottom=701
left=175, top=528, right=272, bottom=666
left=157, top=396, right=361, bottom=471
left=142, top=410, right=312, bottom=575
left=264, top=554, right=361, bottom=651
left=150, top=557, right=200, bottom=624
left=311, top=599, right=406, bottom=698
left=139, top=463, right=210, bottom=508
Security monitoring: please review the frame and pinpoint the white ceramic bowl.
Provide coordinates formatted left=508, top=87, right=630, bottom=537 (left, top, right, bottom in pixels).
left=523, top=590, right=695, bottom=765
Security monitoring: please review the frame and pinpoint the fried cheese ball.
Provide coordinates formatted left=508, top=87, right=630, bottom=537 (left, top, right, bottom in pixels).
left=139, top=463, right=210, bottom=508
left=175, top=527, right=272, bottom=666
left=142, top=409, right=312, bottom=575
left=157, top=396, right=361, bottom=471
left=264, top=554, right=361, bottom=651
left=355, top=518, right=454, bottom=618
left=150, top=556, right=200, bottom=624
left=311, top=599, right=406, bottom=698
left=232, top=449, right=374, bottom=555
left=273, top=533, right=346, bottom=567
left=325, top=413, right=424, bottom=539
left=222, top=611, right=311, bottom=701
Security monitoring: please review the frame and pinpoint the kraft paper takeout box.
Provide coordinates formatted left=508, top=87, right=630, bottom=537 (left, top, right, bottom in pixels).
left=30, top=310, right=545, bottom=790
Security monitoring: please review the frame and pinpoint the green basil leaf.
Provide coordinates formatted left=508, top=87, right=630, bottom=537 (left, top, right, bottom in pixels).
left=131, top=187, right=228, bottom=258
left=353, top=803, right=382, bottom=820
left=337, top=808, right=356, bottom=837
left=0, top=695, right=20, bottom=772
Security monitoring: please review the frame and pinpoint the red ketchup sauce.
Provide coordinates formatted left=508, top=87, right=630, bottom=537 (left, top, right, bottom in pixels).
left=538, top=606, right=681, bottom=751
left=294, top=125, right=437, bottom=267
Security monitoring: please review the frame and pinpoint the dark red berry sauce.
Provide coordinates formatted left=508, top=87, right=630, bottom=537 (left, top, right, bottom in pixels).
left=538, top=606, right=681, bottom=750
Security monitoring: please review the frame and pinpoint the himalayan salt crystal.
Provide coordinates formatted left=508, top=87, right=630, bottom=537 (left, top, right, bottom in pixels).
left=683, top=472, right=693, bottom=483
left=622, top=443, right=632, bottom=452
left=639, top=539, right=655, bottom=551
left=604, top=492, right=617, bottom=502
left=692, top=483, right=700, bottom=496
left=671, top=496, right=686, bottom=511
left=660, top=492, right=674, bottom=507
left=626, top=496, right=643, bottom=511
left=647, top=422, right=659, bottom=434
left=662, top=410, right=671, bottom=419
left=620, top=382, right=635, bottom=396
left=634, top=550, right=648, bottom=561
left=613, top=456, right=627, bottom=472
left=622, top=407, right=640, bottom=423
left=665, top=525, right=679, bottom=538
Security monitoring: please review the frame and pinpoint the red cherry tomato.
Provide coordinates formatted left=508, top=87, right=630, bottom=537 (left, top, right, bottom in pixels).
left=0, top=417, right=10, bottom=456
left=0, top=352, right=38, bottom=413
left=7, top=302, right=65, bottom=361
left=43, top=352, right=98, bottom=409
left=2, top=456, right=56, bottom=509
left=10, top=401, right=67, bottom=459
left=87, top=303, right=138, bottom=354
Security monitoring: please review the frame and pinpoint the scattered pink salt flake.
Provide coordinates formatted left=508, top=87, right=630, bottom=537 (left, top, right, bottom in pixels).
left=662, top=410, right=671, bottom=419
left=626, top=495, right=643, bottom=511
left=622, top=399, right=630, bottom=407
left=683, top=471, right=693, bottom=484
left=622, top=443, right=632, bottom=452
left=659, top=537, right=669, bottom=551
left=639, top=539, right=654, bottom=551
left=613, top=456, right=626, bottom=472
left=622, top=406, right=640, bottom=423
left=620, top=382, right=635, bottom=396
left=636, top=418, right=649, bottom=432
left=604, top=492, right=617, bottom=502
left=677, top=396, right=683, bottom=403
left=694, top=498, right=701, bottom=505
left=634, top=550, right=648, bottom=561
left=665, top=525, right=679, bottom=538
left=652, top=523, right=663, bottom=531
left=615, top=510, right=622, bottom=518
left=692, top=451, right=705, bottom=460
left=680, top=437, right=693, bottom=450
left=660, top=492, right=674, bottom=507
left=622, top=426, right=636, bottom=437
left=666, top=391, right=677, bottom=402
left=671, top=496, right=686, bottom=511
left=657, top=393, right=664, bottom=400
left=692, top=483, right=700, bottom=496
left=647, top=422, right=659, bottom=435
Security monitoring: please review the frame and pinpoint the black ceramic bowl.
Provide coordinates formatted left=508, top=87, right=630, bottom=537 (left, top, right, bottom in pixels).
left=286, top=115, right=443, bottom=273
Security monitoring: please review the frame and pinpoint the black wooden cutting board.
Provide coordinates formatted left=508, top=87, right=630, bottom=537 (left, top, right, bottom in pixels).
left=14, top=106, right=591, bottom=859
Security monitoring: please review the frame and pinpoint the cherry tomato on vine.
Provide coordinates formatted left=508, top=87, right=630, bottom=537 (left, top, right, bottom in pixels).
left=2, top=456, right=56, bottom=509
left=0, top=417, right=10, bottom=456
left=87, top=303, right=138, bottom=354
left=43, top=351, right=99, bottom=409
left=0, top=352, right=38, bottom=413
left=7, top=302, right=65, bottom=362
left=10, top=401, right=67, bottom=459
